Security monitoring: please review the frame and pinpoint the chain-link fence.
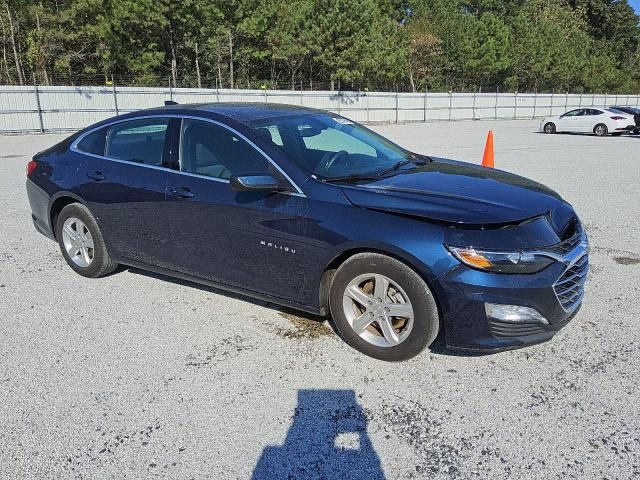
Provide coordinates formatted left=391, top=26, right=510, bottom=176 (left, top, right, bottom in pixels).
left=1, top=84, right=639, bottom=133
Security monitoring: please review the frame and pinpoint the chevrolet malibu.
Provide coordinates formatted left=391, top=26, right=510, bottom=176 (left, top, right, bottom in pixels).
left=26, top=103, right=588, bottom=361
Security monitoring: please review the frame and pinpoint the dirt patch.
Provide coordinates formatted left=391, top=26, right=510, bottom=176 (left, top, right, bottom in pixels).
left=276, top=310, right=333, bottom=339
left=613, top=256, right=640, bottom=266
left=371, top=400, right=470, bottom=477
left=185, top=335, right=255, bottom=367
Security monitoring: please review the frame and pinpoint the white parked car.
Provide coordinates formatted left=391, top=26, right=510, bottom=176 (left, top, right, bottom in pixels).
left=540, top=108, right=635, bottom=137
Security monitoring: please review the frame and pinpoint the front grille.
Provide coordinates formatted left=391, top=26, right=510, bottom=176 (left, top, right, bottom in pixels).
left=554, top=254, right=588, bottom=311
left=545, top=228, right=584, bottom=256
left=488, top=319, right=547, bottom=338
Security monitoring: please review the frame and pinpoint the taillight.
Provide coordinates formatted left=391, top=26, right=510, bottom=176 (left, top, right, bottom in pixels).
left=610, top=116, right=626, bottom=120
left=26, top=160, right=37, bottom=177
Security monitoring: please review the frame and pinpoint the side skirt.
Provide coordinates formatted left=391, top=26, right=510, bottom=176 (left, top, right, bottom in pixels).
left=117, top=258, right=325, bottom=317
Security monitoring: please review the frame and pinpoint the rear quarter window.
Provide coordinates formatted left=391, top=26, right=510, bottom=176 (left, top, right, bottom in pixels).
left=76, top=128, right=107, bottom=156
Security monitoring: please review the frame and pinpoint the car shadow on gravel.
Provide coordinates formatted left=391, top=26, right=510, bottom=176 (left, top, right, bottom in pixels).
left=252, top=389, right=385, bottom=480
left=126, top=267, right=485, bottom=358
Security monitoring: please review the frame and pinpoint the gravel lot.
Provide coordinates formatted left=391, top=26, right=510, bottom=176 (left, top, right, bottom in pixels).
left=1, top=119, right=639, bottom=479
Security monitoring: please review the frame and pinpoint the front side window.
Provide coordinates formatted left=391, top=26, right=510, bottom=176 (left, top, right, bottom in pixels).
left=105, top=118, right=169, bottom=166
left=180, top=119, right=273, bottom=180
left=250, top=114, right=413, bottom=179
left=563, top=109, right=583, bottom=117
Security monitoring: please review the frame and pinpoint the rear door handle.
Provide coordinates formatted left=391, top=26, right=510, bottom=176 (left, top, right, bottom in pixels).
left=87, top=171, right=106, bottom=181
left=169, top=187, right=195, bottom=199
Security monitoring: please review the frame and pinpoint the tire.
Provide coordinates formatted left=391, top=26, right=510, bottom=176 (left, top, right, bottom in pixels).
left=543, top=122, right=556, bottom=134
left=594, top=124, right=608, bottom=137
left=55, top=202, right=118, bottom=278
left=329, top=253, right=440, bottom=361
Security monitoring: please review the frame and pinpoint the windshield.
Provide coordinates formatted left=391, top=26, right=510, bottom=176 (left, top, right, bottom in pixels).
left=250, top=114, right=422, bottom=180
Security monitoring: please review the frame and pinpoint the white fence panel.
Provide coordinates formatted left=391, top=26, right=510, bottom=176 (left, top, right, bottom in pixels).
left=0, top=86, right=41, bottom=132
left=0, top=84, right=638, bottom=133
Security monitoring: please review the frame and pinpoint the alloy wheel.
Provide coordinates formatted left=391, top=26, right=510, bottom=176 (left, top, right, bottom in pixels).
left=61, top=217, right=95, bottom=268
left=342, top=273, right=414, bottom=348
left=594, top=125, right=607, bottom=136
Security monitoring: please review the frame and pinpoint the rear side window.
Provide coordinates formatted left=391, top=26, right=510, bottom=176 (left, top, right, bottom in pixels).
left=76, top=128, right=107, bottom=155
left=105, top=118, right=169, bottom=166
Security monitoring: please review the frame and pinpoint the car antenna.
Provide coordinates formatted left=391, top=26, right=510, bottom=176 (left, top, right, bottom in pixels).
left=164, top=100, right=178, bottom=106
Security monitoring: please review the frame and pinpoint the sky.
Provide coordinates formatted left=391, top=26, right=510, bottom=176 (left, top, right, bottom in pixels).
left=631, top=0, right=640, bottom=15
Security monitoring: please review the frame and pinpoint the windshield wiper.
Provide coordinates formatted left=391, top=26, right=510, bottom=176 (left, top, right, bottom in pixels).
left=321, top=173, right=381, bottom=184
left=321, top=156, right=432, bottom=184
left=374, top=157, right=430, bottom=178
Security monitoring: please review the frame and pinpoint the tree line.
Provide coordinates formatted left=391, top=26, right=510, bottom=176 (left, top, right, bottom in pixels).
left=1, top=0, right=639, bottom=93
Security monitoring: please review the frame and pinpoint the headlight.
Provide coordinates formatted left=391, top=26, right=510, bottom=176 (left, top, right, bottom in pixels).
left=447, top=246, right=554, bottom=274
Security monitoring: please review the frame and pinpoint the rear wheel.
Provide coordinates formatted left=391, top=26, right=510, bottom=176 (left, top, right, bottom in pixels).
left=329, top=253, right=439, bottom=361
left=543, top=122, right=556, bottom=134
left=594, top=124, right=608, bottom=137
left=55, top=203, right=118, bottom=278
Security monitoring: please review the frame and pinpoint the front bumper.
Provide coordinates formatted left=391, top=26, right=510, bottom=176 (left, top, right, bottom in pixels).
left=436, top=249, right=588, bottom=352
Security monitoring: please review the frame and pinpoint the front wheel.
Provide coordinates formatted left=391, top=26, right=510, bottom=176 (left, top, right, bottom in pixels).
left=55, top=203, right=118, bottom=278
left=543, top=122, right=556, bottom=134
left=594, top=124, right=608, bottom=137
left=329, top=253, right=440, bottom=361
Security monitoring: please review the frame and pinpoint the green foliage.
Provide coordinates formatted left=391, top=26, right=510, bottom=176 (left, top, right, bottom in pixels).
left=0, top=0, right=639, bottom=92
left=466, top=13, right=511, bottom=87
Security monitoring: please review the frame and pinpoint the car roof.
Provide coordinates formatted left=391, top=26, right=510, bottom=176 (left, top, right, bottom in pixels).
left=157, top=102, right=323, bottom=123
left=610, top=105, right=639, bottom=112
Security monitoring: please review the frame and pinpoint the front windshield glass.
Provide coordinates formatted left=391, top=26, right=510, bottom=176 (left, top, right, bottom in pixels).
left=250, top=114, right=420, bottom=179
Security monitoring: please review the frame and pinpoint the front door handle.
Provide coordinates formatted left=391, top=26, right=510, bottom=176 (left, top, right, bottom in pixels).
left=87, top=171, right=106, bottom=181
left=169, top=187, right=195, bottom=199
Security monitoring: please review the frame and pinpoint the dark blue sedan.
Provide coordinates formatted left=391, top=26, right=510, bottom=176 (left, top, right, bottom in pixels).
left=26, top=103, right=588, bottom=361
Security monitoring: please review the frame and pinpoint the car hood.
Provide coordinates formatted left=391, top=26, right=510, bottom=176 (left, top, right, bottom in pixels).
left=340, top=158, right=569, bottom=226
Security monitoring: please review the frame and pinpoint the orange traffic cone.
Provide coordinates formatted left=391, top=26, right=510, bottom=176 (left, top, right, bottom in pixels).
left=482, top=131, right=494, bottom=168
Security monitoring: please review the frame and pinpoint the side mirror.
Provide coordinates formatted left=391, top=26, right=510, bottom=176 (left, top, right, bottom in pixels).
left=230, top=174, right=289, bottom=192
